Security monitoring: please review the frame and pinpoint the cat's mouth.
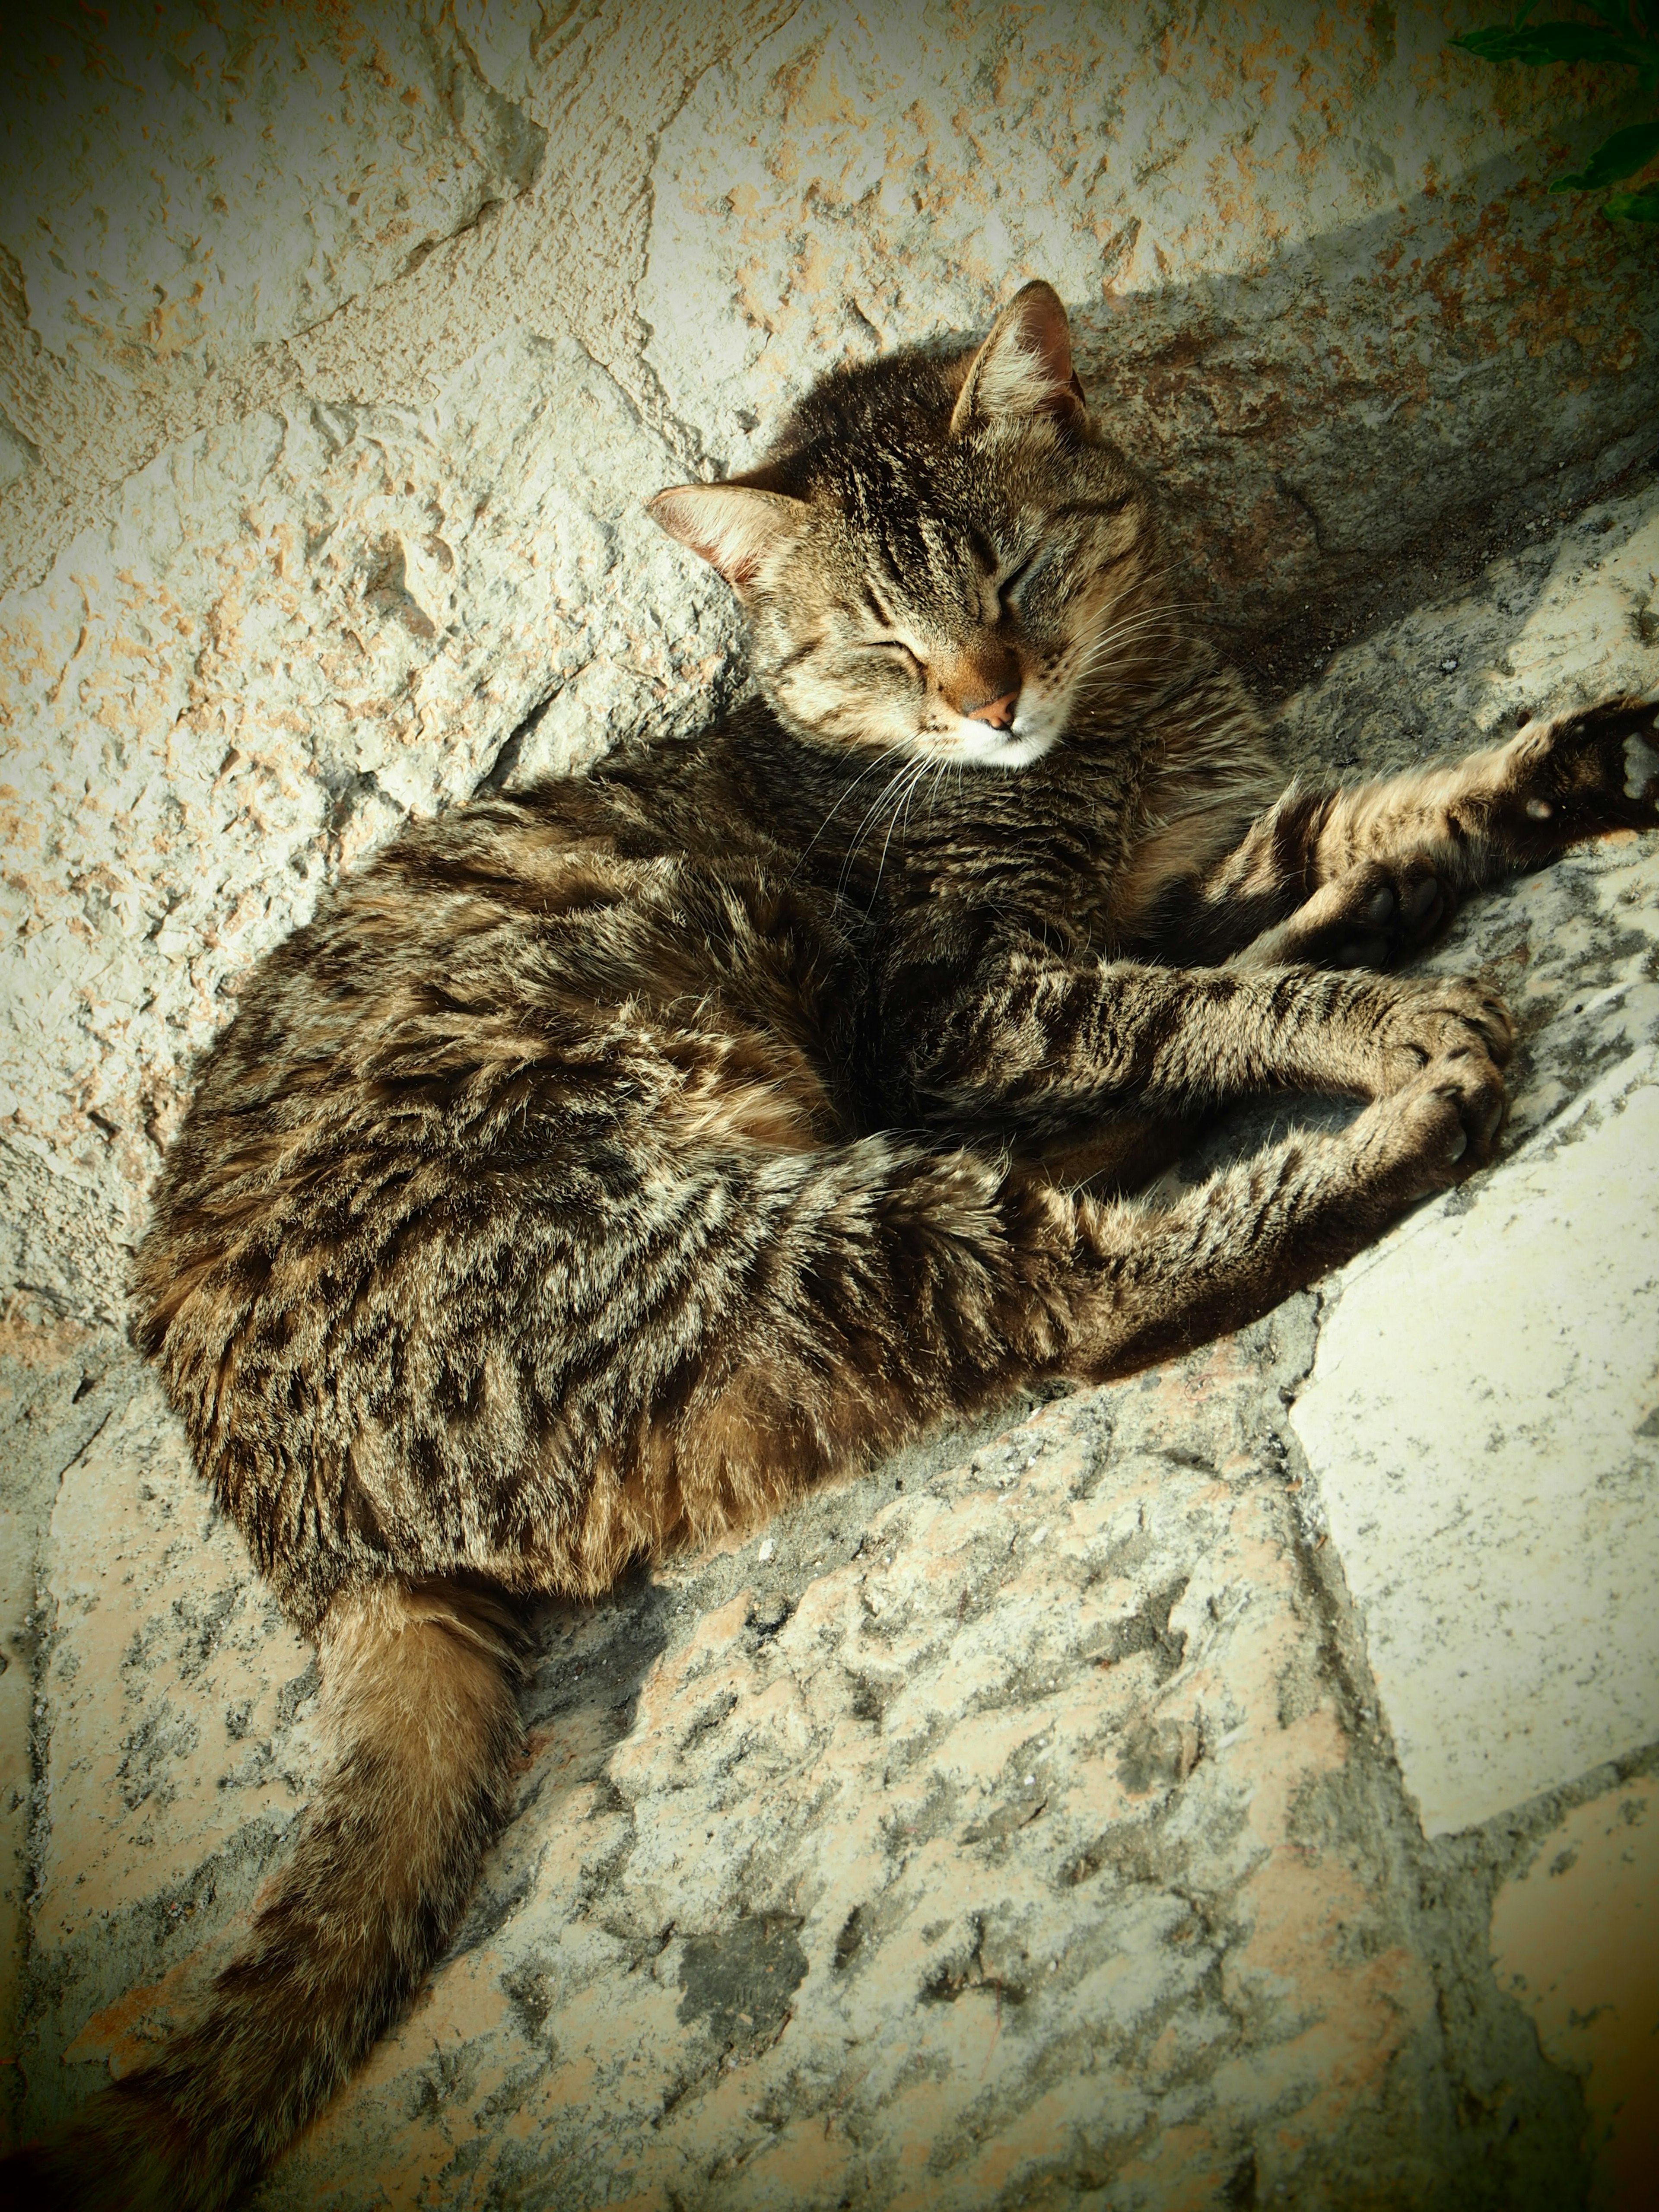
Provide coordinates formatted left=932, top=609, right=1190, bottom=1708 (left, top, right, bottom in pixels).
left=939, top=714, right=1061, bottom=771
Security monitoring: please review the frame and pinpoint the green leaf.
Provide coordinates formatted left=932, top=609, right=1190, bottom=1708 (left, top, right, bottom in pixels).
left=1551, top=118, right=1659, bottom=187
left=1452, top=23, right=1646, bottom=67
left=1604, top=186, right=1659, bottom=216
left=1577, top=0, right=1659, bottom=29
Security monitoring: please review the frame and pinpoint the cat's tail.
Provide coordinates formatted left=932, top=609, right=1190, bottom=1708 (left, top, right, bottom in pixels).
left=3, top=1578, right=523, bottom=2211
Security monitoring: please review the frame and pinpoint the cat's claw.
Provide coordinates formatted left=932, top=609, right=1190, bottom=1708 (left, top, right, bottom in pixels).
left=1345, top=970, right=1512, bottom=1199
left=1375, top=975, right=1515, bottom=1085
left=1352, top=1039, right=1509, bottom=1205
left=1414, top=1051, right=1507, bottom=1174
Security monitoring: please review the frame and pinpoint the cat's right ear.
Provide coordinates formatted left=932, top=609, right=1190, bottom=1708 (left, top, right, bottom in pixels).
left=950, top=280, right=1088, bottom=436
left=648, top=483, right=807, bottom=599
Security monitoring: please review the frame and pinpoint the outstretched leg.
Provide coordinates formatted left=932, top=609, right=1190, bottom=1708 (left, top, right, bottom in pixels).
left=1166, top=696, right=1659, bottom=969
left=890, top=928, right=1513, bottom=1140
left=577, top=999, right=1509, bottom=1569
left=1057, top=1043, right=1501, bottom=1376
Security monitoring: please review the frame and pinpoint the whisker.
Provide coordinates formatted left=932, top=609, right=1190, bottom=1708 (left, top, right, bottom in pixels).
left=802, top=738, right=912, bottom=864
left=1073, top=592, right=1205, bottom=647
left=843, top=760, right=917, bottom=852
left=867, top=757, right=929, bottom=909
left=838, top=757, right=921, bottom=896
left=1067, top=614, right=1198, bottom=683
left=1071, top=604, right=1202, bottom=661
left=900, top=756, right=930, bottom=834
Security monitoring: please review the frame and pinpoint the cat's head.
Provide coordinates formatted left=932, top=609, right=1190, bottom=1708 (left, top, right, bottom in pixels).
left=650, top=282, right=1167, bottom=770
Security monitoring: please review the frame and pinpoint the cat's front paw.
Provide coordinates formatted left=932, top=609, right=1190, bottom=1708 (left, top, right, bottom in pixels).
left=1374, top=975, right=1515, bottom=1090
left=1275, top=857, right=1459, bottom=970
left=1350, top=1037, right=1509, bottom=1204
left=1503, top=695, right=1659, bottom=849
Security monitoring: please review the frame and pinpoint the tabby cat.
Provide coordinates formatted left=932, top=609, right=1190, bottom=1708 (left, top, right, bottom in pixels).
left=12, top=282, right=1658, bottom=2209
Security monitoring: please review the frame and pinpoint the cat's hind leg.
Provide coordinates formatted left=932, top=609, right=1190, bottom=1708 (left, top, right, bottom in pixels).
left=591, top=1002, right=1507, bottom=1533
left=1206, top=695, right=1659, bottom=970
left=1228, top=858, right=1457, bottom=970
left=1060, top=1031, right=1504, bottom=1379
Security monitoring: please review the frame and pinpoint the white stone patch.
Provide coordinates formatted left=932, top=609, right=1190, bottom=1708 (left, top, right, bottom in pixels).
left=1293, top=1051, right=1659, bottom=1837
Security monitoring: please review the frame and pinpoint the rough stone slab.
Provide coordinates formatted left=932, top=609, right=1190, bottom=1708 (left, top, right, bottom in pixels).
left=1489, top=1772, right=1659, bottom=2212
left=0, top=1344, right=325, bottom=2162
left=0, top=1311, right=187, bottom=2143
left=1293, top=1046, right=1659, bottom=1839
left=17, top=1306, right=1544, bottom=2210
left=32, top=1380, right=323, bottom=1963
left=0, top=0, right=808, bottom=602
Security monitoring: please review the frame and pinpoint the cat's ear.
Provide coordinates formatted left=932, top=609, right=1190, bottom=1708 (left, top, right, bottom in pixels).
left=648, top=481, right=807, bottom=597
left=949, top=280, right=1087, bottom=436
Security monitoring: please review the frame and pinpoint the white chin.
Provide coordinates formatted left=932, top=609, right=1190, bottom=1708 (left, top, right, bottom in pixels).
left=948, top=720, right=1058, bottom=769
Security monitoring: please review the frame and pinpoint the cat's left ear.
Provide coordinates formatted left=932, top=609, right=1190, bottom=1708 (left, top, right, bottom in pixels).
left=949, top=280, right=1088, bottom=436
left=648, top=480, right=808, bottom=599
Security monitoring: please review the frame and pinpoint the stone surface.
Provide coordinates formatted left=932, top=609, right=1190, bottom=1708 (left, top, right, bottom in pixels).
left=3, top=1315, right=1591, bottom=2209
left=1294, top=1044, right=1659, bottom=1838
left=1490, top=1774, right=1659, bottom=2212
left=1271, top=482, right=1659, bottom=786
left=1282, top=480, right=1659, bottom=1843
left=11, top=477, right=1659, bottom=2187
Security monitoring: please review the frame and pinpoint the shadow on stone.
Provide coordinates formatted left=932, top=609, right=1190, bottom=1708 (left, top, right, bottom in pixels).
left=677, top=1913, right=808, bottom=2047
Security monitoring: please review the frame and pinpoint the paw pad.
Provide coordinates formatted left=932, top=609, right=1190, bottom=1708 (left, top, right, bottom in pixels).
left=1624, top=730, right=1659, bottom=803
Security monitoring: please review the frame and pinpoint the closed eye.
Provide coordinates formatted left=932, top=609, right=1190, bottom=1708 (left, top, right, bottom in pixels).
left=998, top=547, right=1048, bottom=610
left=864, top=636, right=923, bottom=669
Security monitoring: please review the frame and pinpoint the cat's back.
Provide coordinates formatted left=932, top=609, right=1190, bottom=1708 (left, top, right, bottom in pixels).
left=180, top=729, right=849, bottom=1112
left=133, top=732, right=864, bottom=1448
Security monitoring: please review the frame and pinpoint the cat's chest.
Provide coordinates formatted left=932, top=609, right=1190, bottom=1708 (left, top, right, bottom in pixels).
left=871, top=797, right=1138, bottom=953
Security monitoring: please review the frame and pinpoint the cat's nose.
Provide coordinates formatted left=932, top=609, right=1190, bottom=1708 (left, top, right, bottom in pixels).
left=963, top=688, right=1020, bottom=730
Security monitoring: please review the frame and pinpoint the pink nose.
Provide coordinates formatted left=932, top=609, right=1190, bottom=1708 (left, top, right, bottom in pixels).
left=963, top=689, right=1019, bottom=731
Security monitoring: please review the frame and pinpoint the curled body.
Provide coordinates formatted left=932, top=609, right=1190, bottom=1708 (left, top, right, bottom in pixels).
left=13, top=283, right=1658, bottom=2208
